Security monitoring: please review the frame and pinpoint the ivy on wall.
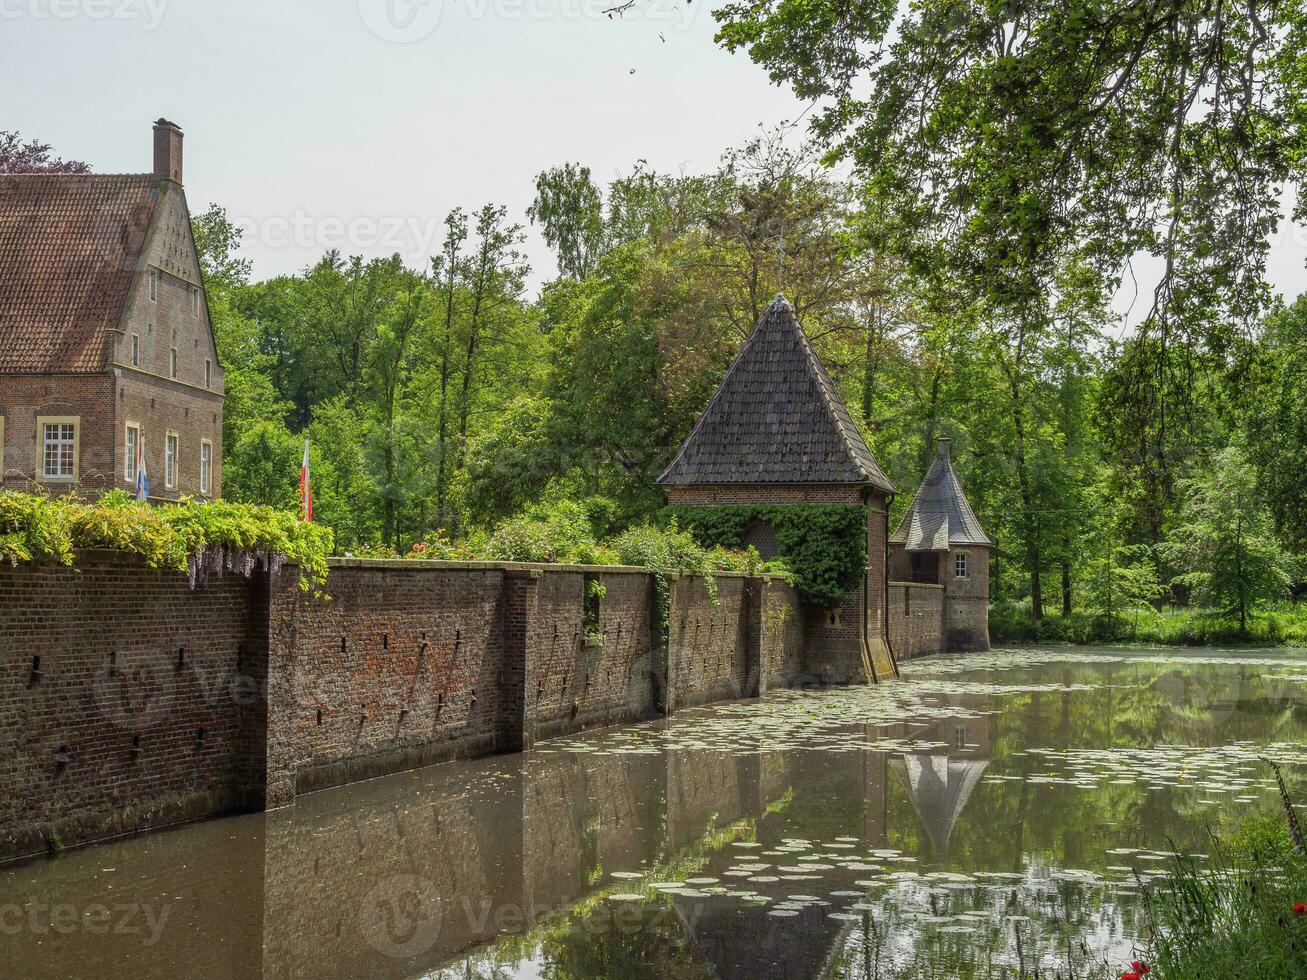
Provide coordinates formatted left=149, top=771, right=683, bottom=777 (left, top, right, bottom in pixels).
left=663, top=505, right=868, bottom=609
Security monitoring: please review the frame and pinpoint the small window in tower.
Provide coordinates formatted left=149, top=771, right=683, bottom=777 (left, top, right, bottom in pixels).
left=205, top=359, right=212, bottom=388
left=148, top=270, right=158, bottom=302
left=954, top=551, right=969, bottom=579
left=130, top=334, right=140, bottom=367
left=191, top=286, right=200, bottom=316
left=170, top=348, right=178, bottom=379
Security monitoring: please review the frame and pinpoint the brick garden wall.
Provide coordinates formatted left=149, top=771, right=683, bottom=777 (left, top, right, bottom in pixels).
left=0, top=555, right=801, bottom=861
left=0, top=550, right=960, bottom=861
left=888, top=582, right=944, bottom=661
left=262, top=562, right=510, bottom=806
left=0, top=553, right=265, bottom=860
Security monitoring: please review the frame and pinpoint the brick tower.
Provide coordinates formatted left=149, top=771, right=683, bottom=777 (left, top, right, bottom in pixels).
left=658, top=295, right=898, bottom=683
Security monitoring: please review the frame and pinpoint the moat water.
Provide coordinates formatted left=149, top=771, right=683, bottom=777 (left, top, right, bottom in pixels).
left=3, top=646, right=1307, bottom=980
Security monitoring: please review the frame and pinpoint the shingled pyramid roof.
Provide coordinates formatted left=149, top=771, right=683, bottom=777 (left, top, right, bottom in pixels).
left=889, top=752, right=989, bottom=860
left=890, top=439, right=993, bottom=550
left=658, top=295, right=894, bottom=491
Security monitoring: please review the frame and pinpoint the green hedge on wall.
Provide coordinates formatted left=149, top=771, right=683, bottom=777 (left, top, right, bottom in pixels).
left=663, top=504, right=868, bottom=609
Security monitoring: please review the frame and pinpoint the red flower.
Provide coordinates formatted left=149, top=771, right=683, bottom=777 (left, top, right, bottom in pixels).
left=1295, top=902, right=1307, bottom=917
left=1132, top=963, right=1151, bottom=975
left=1121, top=973, right=1141, bottom=980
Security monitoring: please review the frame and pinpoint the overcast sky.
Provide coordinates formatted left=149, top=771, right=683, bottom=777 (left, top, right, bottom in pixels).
left=4, top=0, right=1304, bottom=312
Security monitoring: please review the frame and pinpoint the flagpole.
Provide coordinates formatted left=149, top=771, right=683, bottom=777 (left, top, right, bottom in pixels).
left=300, top=437, right=313, bottom=523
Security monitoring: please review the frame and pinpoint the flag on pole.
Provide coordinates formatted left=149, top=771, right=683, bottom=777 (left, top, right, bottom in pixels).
left=134, top=434, right=149, bottom=502
left=299, top=438, right=313, bottom=523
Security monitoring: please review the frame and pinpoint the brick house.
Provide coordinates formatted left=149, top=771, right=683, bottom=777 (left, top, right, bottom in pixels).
left=658, top=295, right=899, bottom=684
left=889, top=438, right=992, bottom=651
left=0, top=119, right=224, bottom=500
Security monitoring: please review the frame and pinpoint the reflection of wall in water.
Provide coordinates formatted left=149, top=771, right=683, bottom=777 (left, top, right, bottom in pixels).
left=256, top=744, right=796, bottom=978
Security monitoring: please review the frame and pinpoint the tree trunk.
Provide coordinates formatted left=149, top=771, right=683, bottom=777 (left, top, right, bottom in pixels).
left=1012, top=390, right=1042, bottom=619
left=435, top=277, right=456, bottom=528
left=862, top=303, right=882, bottom=424
left=1003, top=321, right=1042, bottom=620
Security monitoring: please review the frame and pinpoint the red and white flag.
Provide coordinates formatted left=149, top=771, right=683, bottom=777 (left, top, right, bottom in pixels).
left=299, top=438, right=313, bottom=523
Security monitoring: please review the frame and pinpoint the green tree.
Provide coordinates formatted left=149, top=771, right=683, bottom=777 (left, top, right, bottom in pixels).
left=714, top=0, right=1307, bottom=335
left=528, top=163, right=606, bottom=280
left=1239, top=296, right=1307, bottom=550
left=1161, top=448, right=1297, bottom=634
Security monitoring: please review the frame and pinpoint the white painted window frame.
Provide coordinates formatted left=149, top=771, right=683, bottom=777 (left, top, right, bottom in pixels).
left=37, top=416, right=79, bottom=482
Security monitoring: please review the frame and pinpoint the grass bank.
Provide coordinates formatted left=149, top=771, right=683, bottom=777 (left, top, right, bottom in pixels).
left=1135, top=767, right=1307, bottom=978
left=991, top=600, right=1307, bottom=647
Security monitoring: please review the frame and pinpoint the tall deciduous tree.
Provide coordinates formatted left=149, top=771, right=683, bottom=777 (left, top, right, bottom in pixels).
left=1239, top=296, right=1307, bottom=551
left=528, top=163, right=606, bottom=280
left=715, top=0, right=1307, bottom=330
left=1161, top=448, right=1297, bottom=634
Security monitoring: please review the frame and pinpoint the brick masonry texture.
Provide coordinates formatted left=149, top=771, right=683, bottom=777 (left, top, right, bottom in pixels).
left=0, top=553, right=265, bottom=860
left=889, top=542, right=992, bottom=654
left=889, top=583, right=944, bottom=661
left=667, top=483, right=897, bottom=684
left=0, top=556, right=799, bottom=860
left=1, top=543, right=960, bottom=860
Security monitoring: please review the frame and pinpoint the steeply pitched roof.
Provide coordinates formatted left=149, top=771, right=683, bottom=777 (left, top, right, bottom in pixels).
left=0, top=173, right=160, bottom=373
left=890, top=440, right=993, bottom=549
left=658, top=295, right=895, bottom=491
left=889, top=752, right=989, bottom=859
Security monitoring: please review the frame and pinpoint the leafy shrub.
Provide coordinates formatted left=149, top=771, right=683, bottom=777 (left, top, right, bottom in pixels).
left=0, top=489, right=333, bottom=593
left=482, top=498, right=620, bottom=565
left=991, top=600, right=1307, bottom=647
left=610, top=522, right=709, bottom=573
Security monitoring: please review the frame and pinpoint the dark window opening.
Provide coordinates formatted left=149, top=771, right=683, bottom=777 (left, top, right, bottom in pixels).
left=910, top=552, right=939, bottom=585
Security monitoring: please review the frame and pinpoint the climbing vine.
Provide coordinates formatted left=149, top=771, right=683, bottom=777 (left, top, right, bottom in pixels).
left=663, top=505, right=868, bottom=609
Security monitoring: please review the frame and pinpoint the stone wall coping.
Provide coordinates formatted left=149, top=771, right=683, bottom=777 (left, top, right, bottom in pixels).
left=21, top=550, right=788, bottom=584
left=326, top=556, right=787, bottom=581
left=889, top=579, right=945, bottom=591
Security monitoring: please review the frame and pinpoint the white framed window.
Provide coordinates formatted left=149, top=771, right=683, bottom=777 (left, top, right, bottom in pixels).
left=954, top=551, right=970, bottom=579
left=148, top=270, right=158, bottom=302
left=200, top=440, right=212, bottom=496
left=37, top=417, right=78, bottom=482
left=204, top=359, right=212, bottom=389
left=125, top=421, right=140, bottom=482
left=170, top=348, right=178, bottom=379
left=165, top=431, right=178, bottom=489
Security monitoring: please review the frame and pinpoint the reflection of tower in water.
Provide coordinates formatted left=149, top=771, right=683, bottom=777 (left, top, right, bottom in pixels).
left=888, top=699, right=993, bottom=860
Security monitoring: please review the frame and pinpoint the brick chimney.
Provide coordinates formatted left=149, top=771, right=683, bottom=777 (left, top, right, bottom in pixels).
left=153, top=118, right=183, bottom=184
left=937, top=437, right=952, bottom=458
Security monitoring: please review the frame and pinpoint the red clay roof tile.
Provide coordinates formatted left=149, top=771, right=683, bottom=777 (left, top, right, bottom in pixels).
left=0, top=173, right=160, bottom=373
